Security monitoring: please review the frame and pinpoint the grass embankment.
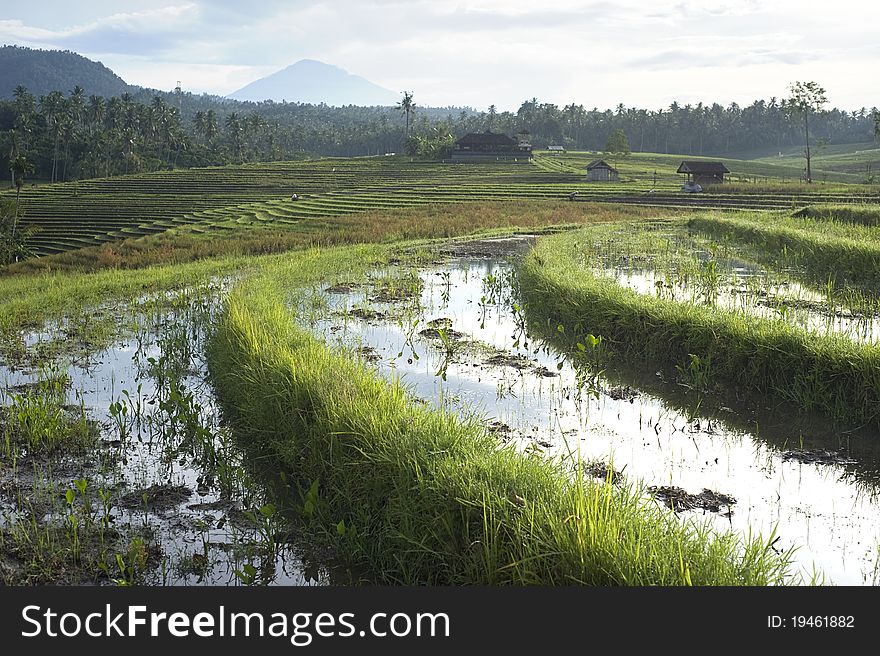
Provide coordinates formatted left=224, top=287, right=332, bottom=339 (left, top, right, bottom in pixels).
left=5, top=201, right=661, bottom=275
left=0, top=255, right=242, bottom=341
left=688, top=213, right=880, bottom=288
left=519, top=227, right=880, bottom=428
left=206, top=245, right=796, bottom=585
left=0, top=201, right=658, bottom=338
left=794, top=204, right=880, bottom=226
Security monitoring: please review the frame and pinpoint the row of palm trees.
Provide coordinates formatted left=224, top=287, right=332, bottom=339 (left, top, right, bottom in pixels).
left=6, top=86, right=293, bottom=182
left=469, top=97, right=878, bottom=156
left=7, top=84, right=191, bottom=181
left=3, top=84, right=877, bottom=187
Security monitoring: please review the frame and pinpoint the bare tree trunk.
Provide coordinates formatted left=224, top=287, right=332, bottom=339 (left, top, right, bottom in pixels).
left=11, top=185, right=21, bottom=239
left=804, top=112, right=812, bottom=183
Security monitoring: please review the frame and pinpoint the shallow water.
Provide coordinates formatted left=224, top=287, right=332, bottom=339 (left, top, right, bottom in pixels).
left=588, top=227, right=880, bottom=343
left=605, top=266, right=880, bottom=343
left=314, top=245, right=880, bottom=585
left=0, top=289, right=320, bottom=586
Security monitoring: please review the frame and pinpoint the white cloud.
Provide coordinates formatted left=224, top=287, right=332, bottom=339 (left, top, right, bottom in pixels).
left=0, top=4, right=198, bottom=54
left=1, top=0, right=877, bottom=110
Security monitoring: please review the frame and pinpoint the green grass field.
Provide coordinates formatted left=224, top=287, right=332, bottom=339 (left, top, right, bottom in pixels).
left=3, top=152, right=878, bottom=262
left=749, top=142, right=880, bottom=176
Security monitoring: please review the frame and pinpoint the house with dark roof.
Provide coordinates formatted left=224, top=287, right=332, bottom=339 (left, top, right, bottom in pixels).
left=451, top=131, right=533, bottom=163
left=586, top=159, right=619, bottom=182
left=677, top=161, right=729, bottom=185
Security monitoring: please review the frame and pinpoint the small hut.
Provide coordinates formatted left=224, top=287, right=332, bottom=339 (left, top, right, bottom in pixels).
left=677, top=161, right=729, bottom=185
left=547, top=144, right=566, bottom=154
left=586, top=159, right=619, bottom=182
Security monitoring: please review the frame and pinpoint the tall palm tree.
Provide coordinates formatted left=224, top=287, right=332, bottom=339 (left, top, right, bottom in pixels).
left=12, top=85, right=35, bottom=155
left=225, top=112, right=243, bottom=162
left=88, top=95, right=105, bottom=134
left=40, top=90, right=65, bottom=182
left=397, top=91, right=415, bottom=145
left=487, top=104, right=497, bottom=131
left=194, top=111, right=206, bottom=143
left=204, top=110, right=219, bottom=144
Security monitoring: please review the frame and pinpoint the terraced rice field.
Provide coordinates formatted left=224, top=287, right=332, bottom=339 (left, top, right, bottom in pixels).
left=512, top=210, right=880, bottom=582
left=5, top=171, right=880, bottom=587
left=202, top=203, right=880, bottom=584
left=5, top=155, right=880, bottom=257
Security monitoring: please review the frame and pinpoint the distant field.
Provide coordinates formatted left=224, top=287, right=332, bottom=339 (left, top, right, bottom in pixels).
left=536, top=149, right=873, bottom=183
left=3, top=153, right=879, bottom=258
left=739, top=141, right=880, bottom=178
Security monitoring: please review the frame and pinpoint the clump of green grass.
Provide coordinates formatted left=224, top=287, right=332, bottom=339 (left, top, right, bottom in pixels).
left=518, top=227, right=880, bottom=429
left=206, top=245, right=800, bottom=586
left=795, top=204, right=880, bottom=227
left=688, top=214, right=880, bottom=289
left=1, top=366, right=95, bottom=459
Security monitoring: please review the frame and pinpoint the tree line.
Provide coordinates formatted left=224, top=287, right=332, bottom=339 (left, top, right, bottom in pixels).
left=1, top=84, right=878, bottom=185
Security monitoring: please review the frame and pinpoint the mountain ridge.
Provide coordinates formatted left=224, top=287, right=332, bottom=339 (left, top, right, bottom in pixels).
left=0, top=44, right=133, bottom=99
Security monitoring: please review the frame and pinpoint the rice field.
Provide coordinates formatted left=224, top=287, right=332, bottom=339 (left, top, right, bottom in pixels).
left=4, top=155, right=878, bottom=259
left=3, top=155, right=880, bottom=586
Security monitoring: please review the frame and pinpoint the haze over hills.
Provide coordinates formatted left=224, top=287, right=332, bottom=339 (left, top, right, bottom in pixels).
left=229, top=59, right=400, bottom=106
left=1, top=46, right=404, bottom=109
left=0, top=44, right=133, bottom=99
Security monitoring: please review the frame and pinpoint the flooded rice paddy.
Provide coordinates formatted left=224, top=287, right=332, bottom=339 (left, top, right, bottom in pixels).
left=587, top=223, right=880, bottom=343
left=312, top=237, right=880, bottom=585
left=3, top=232, right=880, bottom=585
left=0, top=285, right=322, bottom=585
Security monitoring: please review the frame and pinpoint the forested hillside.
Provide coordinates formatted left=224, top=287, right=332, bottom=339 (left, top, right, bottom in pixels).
left=0, top=46, right=876, bottom=184
left=0, top=45, right=132, bottom=99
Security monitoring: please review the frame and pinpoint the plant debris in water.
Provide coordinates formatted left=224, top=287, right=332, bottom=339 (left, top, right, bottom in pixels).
left=325, top=282, right=361, bottom=294
left=440, top=236, right=538, bottom=259
left=781, top=449, right=857, bottom=465
left=120, top=484, right=193, bottom=511
left=607, top=385, right=639, bottom=402
left=584, top=461, right=623, bottom=484
left=348, top=308, right=386, bottom=322
left=419, top=327, right=466, bottom=340
left=487, top=420, right=513, bottom=438
left=484, top=353, right=531, bottom=369
left=648, top=486, right=736, bottom=514
left=357, top=346, right=381, bottom=362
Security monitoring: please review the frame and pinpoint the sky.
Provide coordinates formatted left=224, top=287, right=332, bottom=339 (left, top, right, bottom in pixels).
left=0, top=0, right=877, bottom=111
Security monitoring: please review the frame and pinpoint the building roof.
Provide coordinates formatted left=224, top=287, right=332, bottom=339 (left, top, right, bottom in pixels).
left=455, top=131, right=518, bottom=147
left=586, top=159, right=618, bottom=172
left=548, top=145, right=565, bottom=151
left=677, top=161, right=730, bottom=174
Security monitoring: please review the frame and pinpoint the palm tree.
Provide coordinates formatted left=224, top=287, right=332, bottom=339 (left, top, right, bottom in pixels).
left=225, top=112, right=243, bottom=162
left=9, top=154, right=35, bottom=238
left=69, top=86, right=85, bottom=125
left=397, top=91, right=415, bottom=145
left=85, top=95, right=103, bottom=135
left=487, top=104, right=497, bottom=130
left=40, top=90, right=65, bottom=182
left=194, top=111, right=206, bottom=143
left=12, top=85, right=35, bottom=155
left=204, top=110, right=219, bottom=144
